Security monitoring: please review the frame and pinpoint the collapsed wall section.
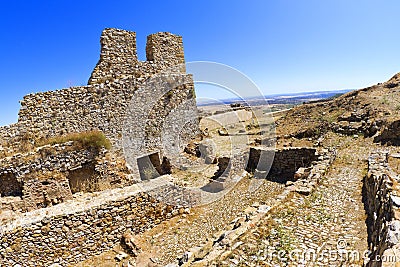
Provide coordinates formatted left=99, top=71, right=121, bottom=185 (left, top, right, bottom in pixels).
left=0, top=141, right=128, bottom=212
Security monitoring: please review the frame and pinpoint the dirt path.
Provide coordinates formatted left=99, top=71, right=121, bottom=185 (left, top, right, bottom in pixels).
left=223, top=166, right=368, bottom=266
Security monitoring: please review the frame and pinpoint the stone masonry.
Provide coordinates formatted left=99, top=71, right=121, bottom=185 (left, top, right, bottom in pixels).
left=0, top=141, right=129, bottom=213
left=0, top=28, right=200, bottom=266
left=246, top=147, right=319, bottom=180
left=0, top=28, right=200, bottom=178
left=364, top=151, right=400, bottom=266
left=0, top=179, right=184, bottom=266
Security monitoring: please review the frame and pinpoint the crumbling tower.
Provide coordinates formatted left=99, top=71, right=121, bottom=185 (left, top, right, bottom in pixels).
left=14, top=28, right=199, bottom=181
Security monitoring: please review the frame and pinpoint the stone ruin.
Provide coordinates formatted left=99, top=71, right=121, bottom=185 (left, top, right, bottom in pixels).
left=364, top=151, right=400, bottom=266
left=0, top=27, right=340, bottom=266
left=0, top=27, right=202, bottom=266
left=246, top=146, right=336, bottom=195
left=0, top=28, right=200, bottom=210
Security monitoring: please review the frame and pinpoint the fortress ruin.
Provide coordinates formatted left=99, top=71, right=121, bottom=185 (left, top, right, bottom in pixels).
left=0, top=27, right=374, bottom=267
left=0, top=28, right=200, bottom=208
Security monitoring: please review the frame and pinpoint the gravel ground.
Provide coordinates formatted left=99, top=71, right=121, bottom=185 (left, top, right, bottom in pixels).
left=215, top=135, right=372, bottom=267
left=221, top=166, right=368, bottom=266
left=139, top=176, right=286, bottom=265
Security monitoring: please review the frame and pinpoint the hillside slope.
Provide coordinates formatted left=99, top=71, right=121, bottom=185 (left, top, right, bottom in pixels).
left=277, top=73, right=400, bottom=145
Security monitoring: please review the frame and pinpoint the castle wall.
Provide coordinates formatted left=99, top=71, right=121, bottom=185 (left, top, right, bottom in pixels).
left=4, top=28, right=200, bottom=174
left=18, top=77, right=142, bottom=147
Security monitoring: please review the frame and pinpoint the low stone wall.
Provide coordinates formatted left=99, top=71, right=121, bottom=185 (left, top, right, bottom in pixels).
left=374, top=119, right=400, bottom=146
left=0, top=142, right=129, bottom=212
left=0, top=178, right=183, bottom=266
left=0, top=142, right=98, bottom=180
left=364, top=152, right=400, bottom=266
left=246, top=147, right=319, bottom=181
left=290, top=148, right=336, bottom=195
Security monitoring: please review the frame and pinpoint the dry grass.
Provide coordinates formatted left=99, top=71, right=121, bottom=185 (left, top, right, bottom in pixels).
left=0, top=131, right=111, bottom=160
left=38, top=131, right=111, bottom=150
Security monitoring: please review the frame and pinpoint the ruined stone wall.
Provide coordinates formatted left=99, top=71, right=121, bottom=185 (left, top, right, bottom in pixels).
left=246, top=146, right=334, bottom=195
left=18, top=77, right=141, bottom=148
left=3, top=28, right=199, bottom=166
left=0, top=182, right=184, bottom=266
left=0, top=141, right=128, bottom=212
left=246, top=147, right=318, bottom=178
left=374, top=119, right=400, bottom=146
left=88, top=29, right=185, bottom=85
left=364, top=152, right=400, bottom=266
left=271, top=147, right=318, bottom=176
left=0, top=122, right=33, bottom=157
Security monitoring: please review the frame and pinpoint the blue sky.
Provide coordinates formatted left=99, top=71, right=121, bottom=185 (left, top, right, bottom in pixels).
left=0, top=0, right=400, bottom=125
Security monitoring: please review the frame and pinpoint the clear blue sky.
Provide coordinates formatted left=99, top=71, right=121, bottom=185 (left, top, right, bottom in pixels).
left=1, top=0, right=400, bottom=126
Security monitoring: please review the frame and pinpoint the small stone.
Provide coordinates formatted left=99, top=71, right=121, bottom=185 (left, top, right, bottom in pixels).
left=218, top=129, right=229, bottom=136
left=257, top=205, right=271, bottom=213
left=115, top=251, right=129, bottom=261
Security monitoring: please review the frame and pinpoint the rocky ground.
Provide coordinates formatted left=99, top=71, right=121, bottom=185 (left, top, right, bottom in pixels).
left=169, top=134, right=377, bottom=267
